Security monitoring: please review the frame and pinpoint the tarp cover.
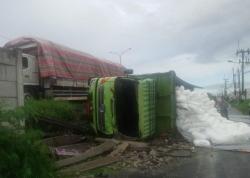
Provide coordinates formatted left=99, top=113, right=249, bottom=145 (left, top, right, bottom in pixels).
left=4, top=37, right=126, bottom=81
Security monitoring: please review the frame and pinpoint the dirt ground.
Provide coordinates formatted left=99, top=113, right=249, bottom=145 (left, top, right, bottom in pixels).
left=76, top=136, right=194, bottom=178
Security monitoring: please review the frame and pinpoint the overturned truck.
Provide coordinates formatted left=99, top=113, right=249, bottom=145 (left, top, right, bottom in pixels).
left=89, top=71, right=198, bottom=139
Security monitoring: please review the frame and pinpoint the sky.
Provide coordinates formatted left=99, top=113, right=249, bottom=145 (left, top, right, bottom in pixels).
left=1, top=0, right=250, bottom=87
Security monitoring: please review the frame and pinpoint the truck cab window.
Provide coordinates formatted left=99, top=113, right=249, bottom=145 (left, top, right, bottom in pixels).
left=22, top=57, right=28, bottom=69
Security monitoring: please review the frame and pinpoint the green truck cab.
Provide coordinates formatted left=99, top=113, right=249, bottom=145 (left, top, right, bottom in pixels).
left=89, top=77, right=155, bottom=138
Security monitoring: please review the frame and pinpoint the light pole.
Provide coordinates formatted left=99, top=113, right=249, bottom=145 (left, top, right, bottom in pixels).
left=232, top=68, right=236, bottom=96
left=109, top=48, right=132, bottom=64
left=223, top=78, right=229, bottom=98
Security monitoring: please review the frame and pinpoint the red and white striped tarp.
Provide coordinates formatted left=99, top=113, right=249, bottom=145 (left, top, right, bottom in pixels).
left=4, top=37, right=126, bottom=81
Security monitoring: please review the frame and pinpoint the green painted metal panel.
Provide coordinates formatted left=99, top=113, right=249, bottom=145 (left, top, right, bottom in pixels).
left=155, top=72, right=176, bottom=134
left=138, top=79, right=156, bottom=138
left=130, top=71, right=177, bottom=134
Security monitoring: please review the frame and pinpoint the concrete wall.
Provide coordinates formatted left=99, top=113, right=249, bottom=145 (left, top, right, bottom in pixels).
left=0, top=48, right=23, bottom=109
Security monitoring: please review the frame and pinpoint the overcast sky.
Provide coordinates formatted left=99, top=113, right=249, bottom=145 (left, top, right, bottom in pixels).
left=1, top=0, right=250, bottom=87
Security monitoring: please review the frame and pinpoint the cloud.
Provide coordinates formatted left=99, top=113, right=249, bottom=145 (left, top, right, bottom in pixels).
left=134, top=53, right=234, bottom=86
left=0, top=0, right=250, bottom=86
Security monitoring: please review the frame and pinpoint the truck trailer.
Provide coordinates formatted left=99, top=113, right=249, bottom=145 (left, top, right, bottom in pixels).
left=3, top=37, right=129, bottom=101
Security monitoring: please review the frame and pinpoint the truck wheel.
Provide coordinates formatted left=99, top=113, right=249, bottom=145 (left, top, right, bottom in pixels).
left=24, top=93, right=33, bottom=101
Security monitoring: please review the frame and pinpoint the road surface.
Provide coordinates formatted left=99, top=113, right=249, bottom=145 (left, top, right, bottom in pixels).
left=110, top=106, right=250, bottom=178
left=213, top=105, right=250, bottom=150
left=228, top=105, right=250, bottom=124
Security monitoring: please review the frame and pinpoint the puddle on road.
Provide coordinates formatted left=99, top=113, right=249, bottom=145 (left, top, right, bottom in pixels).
left=229, top=115, right=250, bottom=125
left=213, top=144, right=250, bottom=152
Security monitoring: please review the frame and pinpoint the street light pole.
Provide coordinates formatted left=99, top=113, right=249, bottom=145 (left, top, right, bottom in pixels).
left=109, top=48, right=132, bottom=65
left=238, top=68, right=241, bottom=98
left=223, top=78, right=229, bottom=98
left=232, top=68, right=236, bottom=96
left=119, top=55, right=122, bottom=64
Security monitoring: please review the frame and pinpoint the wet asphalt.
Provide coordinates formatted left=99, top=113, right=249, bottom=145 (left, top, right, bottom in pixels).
left=109, top=107, right=250, bottom=178
left=110, top=147, right=250, bottom=178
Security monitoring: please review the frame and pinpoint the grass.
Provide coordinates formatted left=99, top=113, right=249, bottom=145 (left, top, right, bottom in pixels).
left=22, top=99, right=90, bottom=133
left=0, top=105, right=57, bottom=178
left=23, top=99, right=84, bottom=121
left=0, top=99, right=92, bottom=178
left=0, top=99, right=89, bottom=134
left=230, top=99, right=250, bottom=114
left=0, top=129, right=56, bottom=178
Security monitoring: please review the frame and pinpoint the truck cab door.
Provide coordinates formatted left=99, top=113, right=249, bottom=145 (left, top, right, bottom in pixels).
left=22, top=54, right=39, bottom=85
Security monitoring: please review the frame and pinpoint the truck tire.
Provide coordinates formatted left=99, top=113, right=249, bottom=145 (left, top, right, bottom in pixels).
left=24, top=93, right=33, bottom=101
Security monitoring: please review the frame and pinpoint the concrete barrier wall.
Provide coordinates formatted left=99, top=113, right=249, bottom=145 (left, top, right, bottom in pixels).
left=0, top=48, right=23, bottom=109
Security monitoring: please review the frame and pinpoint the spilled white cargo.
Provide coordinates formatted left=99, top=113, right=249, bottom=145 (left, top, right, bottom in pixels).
left=176, top=86, right=250, bottom=147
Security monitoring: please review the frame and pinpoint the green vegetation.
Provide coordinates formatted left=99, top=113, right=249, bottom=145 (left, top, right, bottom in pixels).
left=23, top=99, right=84, bottom=121
left=0, top=129, right=56, bottom=178
left=0, top=105, right=57, bottom=178
left=0, top=99, right=90, bottom=178
left=230, top=99, right=250, bottom=114
left=79, top=166, right=121, bottom=178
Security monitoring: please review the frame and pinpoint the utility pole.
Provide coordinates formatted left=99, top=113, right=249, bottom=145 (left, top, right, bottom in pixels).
left=228, top=49, right=250, bottom=100
left=236, top=49, right=250, bottom=100
left=237, top=68, right=241, bottom=99
left=223, top=78, right=229, bottom=99
left=232, top=68, right=236, bottom=96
